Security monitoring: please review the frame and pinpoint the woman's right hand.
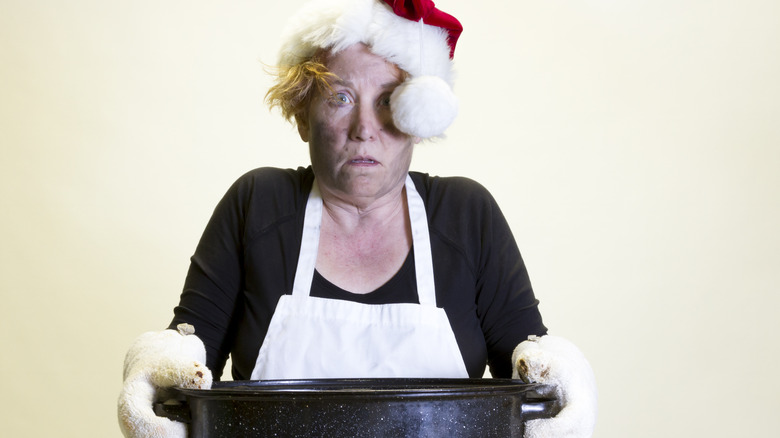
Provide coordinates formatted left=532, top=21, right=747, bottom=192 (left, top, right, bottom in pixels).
left=117, top=324, right=212, bottom=438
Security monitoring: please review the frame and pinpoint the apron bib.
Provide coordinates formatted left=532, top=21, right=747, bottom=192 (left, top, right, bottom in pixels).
left=250, top=175, right=468, bottom=379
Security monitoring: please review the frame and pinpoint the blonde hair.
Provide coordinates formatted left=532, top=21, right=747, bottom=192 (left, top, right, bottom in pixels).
left=265, top=51, right=336, bottom=125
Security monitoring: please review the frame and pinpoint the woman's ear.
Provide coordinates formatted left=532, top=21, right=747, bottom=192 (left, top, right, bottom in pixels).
left=295, top=113, right=310, bottom=143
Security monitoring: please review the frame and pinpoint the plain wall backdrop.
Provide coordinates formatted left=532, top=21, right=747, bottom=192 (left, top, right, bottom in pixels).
left=2, top=0, right=779, bottom=436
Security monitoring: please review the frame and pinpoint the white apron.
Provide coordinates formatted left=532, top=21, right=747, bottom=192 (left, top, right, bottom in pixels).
left=250, top=175, right=468, bottom=380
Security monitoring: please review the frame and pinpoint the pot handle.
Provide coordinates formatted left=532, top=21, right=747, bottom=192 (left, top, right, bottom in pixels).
left=522, top=398, right=562, bottom=421
left=153, top=399, right=192, bottom=424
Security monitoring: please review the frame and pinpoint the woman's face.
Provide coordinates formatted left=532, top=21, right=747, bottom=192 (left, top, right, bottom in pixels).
left=299, top=44, right=416, bottom=204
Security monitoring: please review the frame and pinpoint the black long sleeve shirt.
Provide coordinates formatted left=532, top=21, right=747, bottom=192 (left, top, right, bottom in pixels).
left=169, top=166, right=546, bottom=380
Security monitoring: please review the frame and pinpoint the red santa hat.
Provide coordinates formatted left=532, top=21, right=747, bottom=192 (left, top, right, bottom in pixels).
left=277, top=0, right=463, bottom=139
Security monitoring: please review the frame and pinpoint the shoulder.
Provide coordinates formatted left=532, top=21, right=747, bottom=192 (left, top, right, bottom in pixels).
left=218, top=166, right=313, bottom=233
left=231, top=166, right=313, bottom=194
left=410, top=171, right=510, bottom=253
left=409, top=171, right=497, bottom=211
left=224, top=166, right=314, bottom=207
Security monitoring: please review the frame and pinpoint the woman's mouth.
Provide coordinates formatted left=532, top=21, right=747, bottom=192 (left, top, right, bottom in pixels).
left=349, top=157, right=377, bottom=165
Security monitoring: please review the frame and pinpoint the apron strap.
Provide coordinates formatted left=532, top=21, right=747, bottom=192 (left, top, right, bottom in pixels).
left=291, top=179, right=322, bottom=297
left=405, top=175, right=437, bottom=306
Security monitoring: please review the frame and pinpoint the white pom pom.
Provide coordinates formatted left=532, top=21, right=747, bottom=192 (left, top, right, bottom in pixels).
left=390, top=75, right=458, bottom=139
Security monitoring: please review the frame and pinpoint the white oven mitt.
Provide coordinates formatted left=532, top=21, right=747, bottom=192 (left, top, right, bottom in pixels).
left=512, top=335, right=598, bottom=438
left=118, top=323, right=213, bottom=438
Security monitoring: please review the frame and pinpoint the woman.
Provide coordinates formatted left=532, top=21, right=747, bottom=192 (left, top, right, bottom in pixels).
left=118, top=1, right=597, bottom=437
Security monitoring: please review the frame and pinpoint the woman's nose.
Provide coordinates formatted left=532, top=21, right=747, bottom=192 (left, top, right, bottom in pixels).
left=349, top=102, right=382, bottom=142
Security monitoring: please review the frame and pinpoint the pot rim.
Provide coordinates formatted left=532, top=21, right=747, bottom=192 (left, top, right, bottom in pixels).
left=171, top=378, right=558, bottom=401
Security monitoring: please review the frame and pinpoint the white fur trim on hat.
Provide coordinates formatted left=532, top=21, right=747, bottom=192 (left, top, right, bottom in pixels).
left=278, top=0, right=458, bottom=138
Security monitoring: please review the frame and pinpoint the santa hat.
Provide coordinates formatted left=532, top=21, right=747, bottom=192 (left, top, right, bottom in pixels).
left=278, top=0, right=463, bottom=139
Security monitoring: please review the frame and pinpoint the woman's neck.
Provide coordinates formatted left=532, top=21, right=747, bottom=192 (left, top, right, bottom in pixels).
left=316, top=184, right=412, bottom=294
left=319, top=183, right=408, bottom=231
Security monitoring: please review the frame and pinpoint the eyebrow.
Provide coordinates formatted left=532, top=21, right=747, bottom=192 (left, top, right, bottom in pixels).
left=332, top=79, right=402, bottom=90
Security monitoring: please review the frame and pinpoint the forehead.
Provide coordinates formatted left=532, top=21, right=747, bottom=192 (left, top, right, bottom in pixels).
left=324, top=44, right=403, bottom=85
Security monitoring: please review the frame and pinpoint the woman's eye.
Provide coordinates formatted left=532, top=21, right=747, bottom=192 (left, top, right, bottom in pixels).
left=378, top=96, right=391, bottom=107
left=330, top=93, right=352, bottom=106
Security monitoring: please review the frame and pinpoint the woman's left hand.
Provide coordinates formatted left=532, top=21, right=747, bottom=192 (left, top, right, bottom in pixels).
left=512, top=335, right=598, bottom=438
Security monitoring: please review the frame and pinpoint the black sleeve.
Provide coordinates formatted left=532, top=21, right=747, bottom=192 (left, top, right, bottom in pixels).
left=476, top=187, right=547, bottom=378
left=420, top=173, right=547, bottom=378
left=167, top=174, right=251, bottom=379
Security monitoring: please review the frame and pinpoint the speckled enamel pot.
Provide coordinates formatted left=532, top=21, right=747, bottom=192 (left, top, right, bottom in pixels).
left=155, top=378, right=560, bottom=438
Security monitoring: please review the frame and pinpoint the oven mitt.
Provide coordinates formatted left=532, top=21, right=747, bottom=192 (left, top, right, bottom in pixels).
left=118, top=323, right=213, bottom=438
left=512, top=335, right=598, bottom=438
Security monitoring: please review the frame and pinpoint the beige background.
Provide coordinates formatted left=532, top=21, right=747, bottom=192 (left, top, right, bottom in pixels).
left=2, top=0, right=779, bottom=436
